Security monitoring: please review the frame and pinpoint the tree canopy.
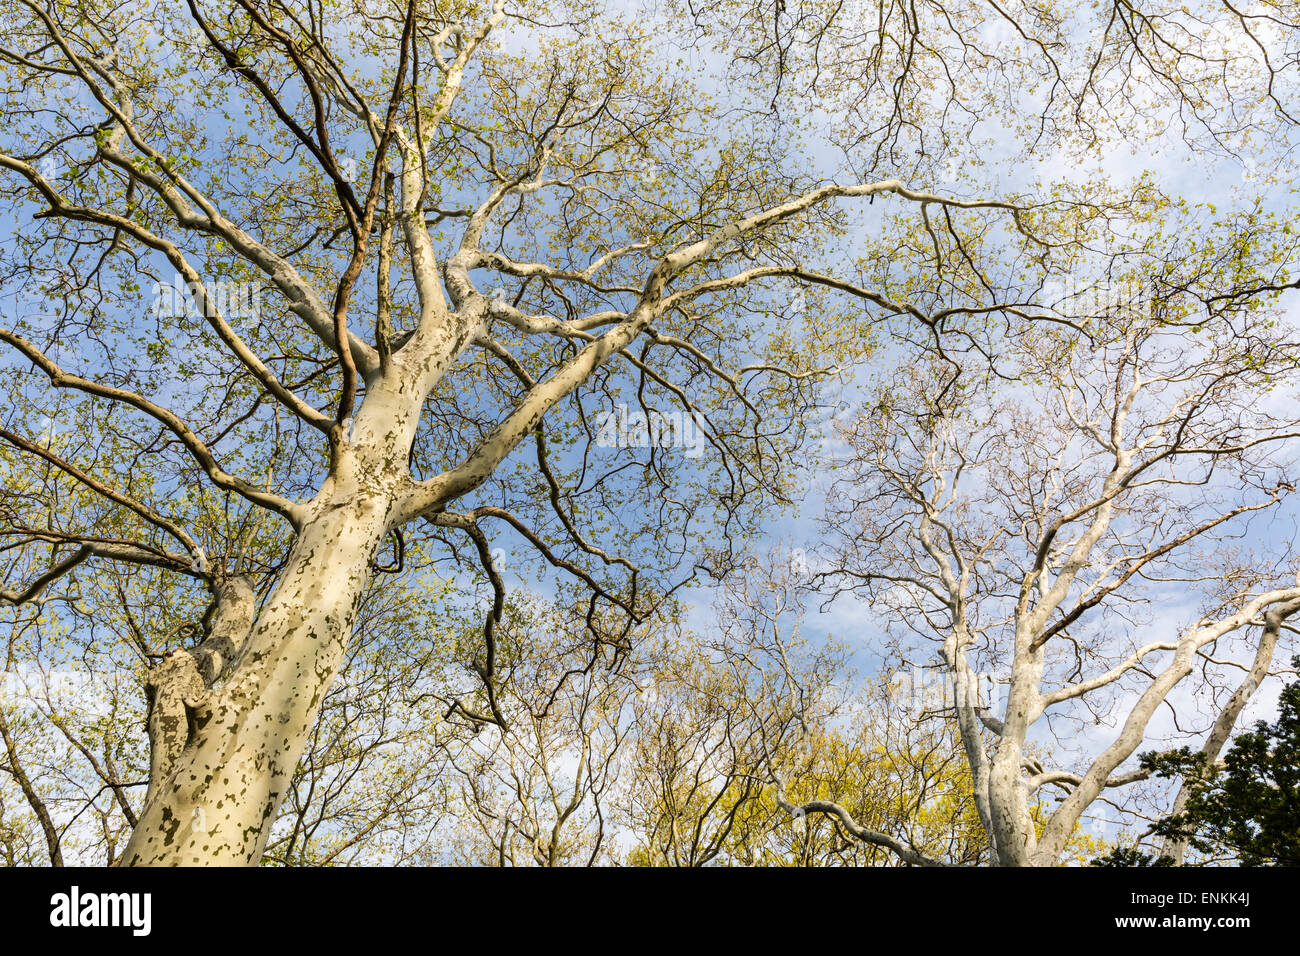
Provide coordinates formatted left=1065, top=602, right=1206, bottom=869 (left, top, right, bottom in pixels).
left=0, top=0, right=1299, bottom=866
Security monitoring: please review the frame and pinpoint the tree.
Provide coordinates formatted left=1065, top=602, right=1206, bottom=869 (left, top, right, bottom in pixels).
left=1, top=0, right=1297, bottom=866
left=812, top=282, right=1300, bottom=866
left=617, top=555, right=991, bottom=867
left=440, top=594, right=653, bottom=867
left=0, top=0, right=1087, bottom=865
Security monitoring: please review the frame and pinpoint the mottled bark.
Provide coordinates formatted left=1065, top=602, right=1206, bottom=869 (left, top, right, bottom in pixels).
left=121, top=378, right=425, bottom=866
left=142, top=576, right=256, bottom=805
left=122, top=498, right=391, bottom=865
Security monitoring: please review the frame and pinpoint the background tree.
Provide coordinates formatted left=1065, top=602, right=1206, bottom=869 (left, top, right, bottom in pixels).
left=811, top=270, right=1300, bottom=865
left=618, top=558, right=991, bottom=866
left=440, top=594, right=653, bottom=867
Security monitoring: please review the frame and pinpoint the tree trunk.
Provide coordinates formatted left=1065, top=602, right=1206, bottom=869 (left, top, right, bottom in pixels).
left=986, top=639, right=1043, bottom=866
left=119, top=486, right=393, bottom=866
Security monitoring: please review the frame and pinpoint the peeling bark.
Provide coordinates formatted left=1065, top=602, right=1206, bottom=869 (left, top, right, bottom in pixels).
left=142, top=576, right=257, bottom=804
left=123, top=502, right=390, bottom=865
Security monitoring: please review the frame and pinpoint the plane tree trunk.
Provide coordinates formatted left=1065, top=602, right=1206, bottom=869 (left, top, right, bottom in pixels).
left=120, top=380, right=424, bottom=866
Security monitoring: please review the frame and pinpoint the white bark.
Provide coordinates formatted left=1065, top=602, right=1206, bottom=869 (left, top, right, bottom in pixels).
left=823, top=322, right=1300, bottom=865
left=121, top=368, right=431, bottom=865
left=122, top=490, right=391, bottom=864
